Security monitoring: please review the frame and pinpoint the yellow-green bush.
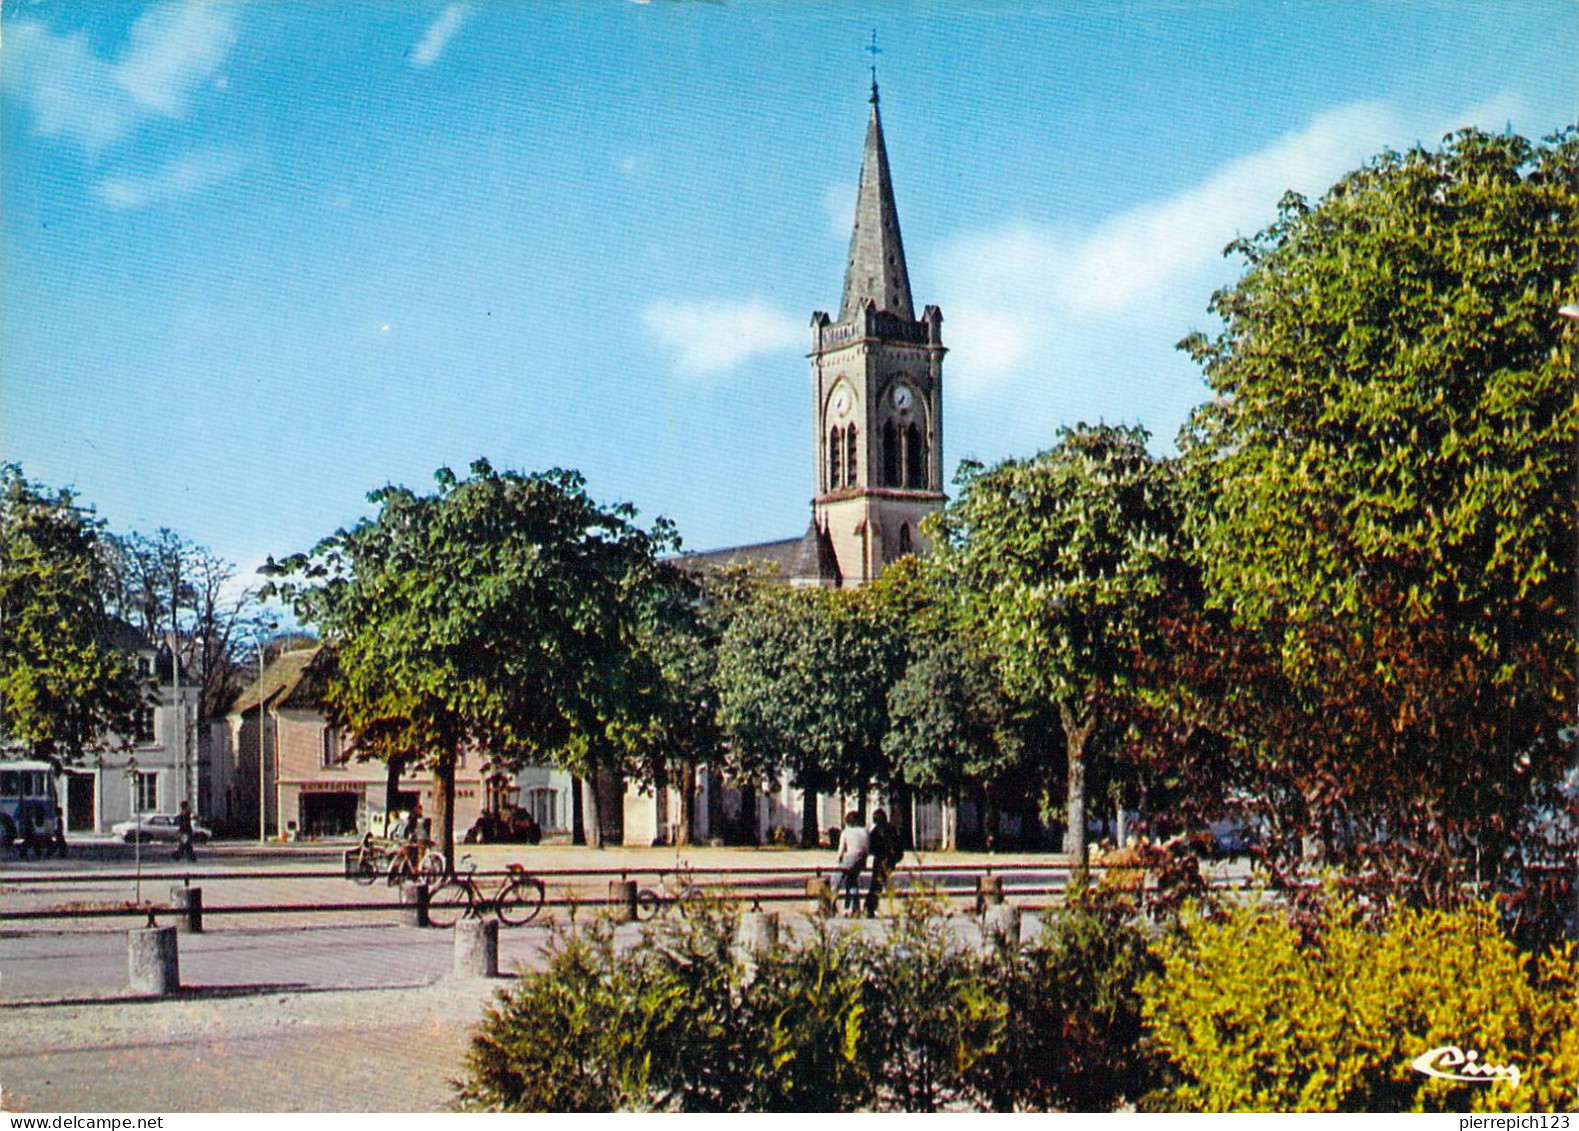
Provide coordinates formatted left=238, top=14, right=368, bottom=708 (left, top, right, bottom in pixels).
left=1141, top=894, right=1577, bottom=1111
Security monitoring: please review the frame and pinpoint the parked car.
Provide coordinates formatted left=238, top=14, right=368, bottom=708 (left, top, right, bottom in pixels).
left=1207, top=819, right=1258, bottom=858
left=111, top=813, right=213, bottom=844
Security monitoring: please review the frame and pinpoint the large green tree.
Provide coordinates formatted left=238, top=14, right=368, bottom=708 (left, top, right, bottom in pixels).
left=0, top=465, right=142, bottom=771
left=267, top=461, right=675, bottom=861
left=1178, top=127, right=1578, bottom=880
left=715, top=582, right=908, bottom=844
left=930, top=425, right=1181, bottom=866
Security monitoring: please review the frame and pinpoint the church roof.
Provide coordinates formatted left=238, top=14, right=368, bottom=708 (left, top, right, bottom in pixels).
left=790, top=518, right=842, bottom=587
left=840, top=85, right=914, bottom=322
left=675, top=520, right=842, bottom=588
left=675, top=537, right=807, bottom=577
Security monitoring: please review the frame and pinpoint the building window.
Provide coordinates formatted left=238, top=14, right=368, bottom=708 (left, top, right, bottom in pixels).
left=905, top=424, right=925, bottom=488
left=845, top=424, right=859, bottom=488
left=321, top=726, right=345, bottom=768
left=882, top=421, right=898, bottom=486
left=828, top=426, right=842, bottom=489
left=134, top=704, right=155, bottom=742
left=899, top=523, right=913, bottom=555
left=134, top=771, right=158, bottom=812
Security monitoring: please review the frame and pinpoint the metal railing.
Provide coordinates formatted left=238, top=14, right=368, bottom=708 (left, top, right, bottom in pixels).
left=0, top=858, right=1231, bottom=926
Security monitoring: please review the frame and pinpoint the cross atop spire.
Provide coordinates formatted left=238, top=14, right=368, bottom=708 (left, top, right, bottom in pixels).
left=839, top=68, right=914, bottom=322
left=866, top=29, right=881, bottom=105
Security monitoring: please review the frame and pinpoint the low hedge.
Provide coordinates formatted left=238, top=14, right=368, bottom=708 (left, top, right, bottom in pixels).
left=454, top=887, right=1575, bottom=1112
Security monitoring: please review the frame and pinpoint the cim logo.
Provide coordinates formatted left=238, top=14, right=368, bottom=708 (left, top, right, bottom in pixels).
left=1410, top=1045, right=1522, bottom=1088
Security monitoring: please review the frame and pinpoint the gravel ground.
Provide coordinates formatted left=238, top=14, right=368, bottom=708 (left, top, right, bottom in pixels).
left=0, top=977, right=511, bottom=1113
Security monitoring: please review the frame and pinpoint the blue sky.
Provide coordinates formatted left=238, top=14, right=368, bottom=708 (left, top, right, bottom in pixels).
left=4, top=1, right=1575, bottom=591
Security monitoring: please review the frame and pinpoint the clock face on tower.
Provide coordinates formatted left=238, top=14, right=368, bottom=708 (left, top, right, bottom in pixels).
left=891, top=384, right=914, bottom=411
left=832, top=388, right=852, bottom=417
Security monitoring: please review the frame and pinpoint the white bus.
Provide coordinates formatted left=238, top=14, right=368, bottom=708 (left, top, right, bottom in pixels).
left=0, top=759, right=63, bottom=846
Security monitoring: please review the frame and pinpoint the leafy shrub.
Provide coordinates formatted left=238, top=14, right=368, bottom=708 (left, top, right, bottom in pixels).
left=456, top=904, right=876, bottom=1111
left=968, top=885, right=1161, bottom=1111
left=1141, top=892, right=1579, bottom=1111
left=455, top=920, right=636, bottom=1112
left=860, top=887, right=1008, bottom=1111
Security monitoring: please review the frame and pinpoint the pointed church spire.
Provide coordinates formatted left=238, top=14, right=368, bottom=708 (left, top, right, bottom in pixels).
left=840, top=87, right=914, bottom=322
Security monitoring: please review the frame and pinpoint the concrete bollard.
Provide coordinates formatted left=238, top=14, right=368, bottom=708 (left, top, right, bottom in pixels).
left=169, top=886, right=203, bottom=934
left=608, top=879, right=638, bottom=924
left=982, top=902, right=1022, bottom=954
left=402, top=882, right=431, bottom=928
left=806, top=876, right=834, bottom=917
left=128, top=925, right=180, bottom=996
left=1019, top=909, right=1046, bottom=947
left=975, top=875, right=1005, bottom=914
left=738, top=911, right=780, bottom=954
left=453, top=917, right=500, bottom=978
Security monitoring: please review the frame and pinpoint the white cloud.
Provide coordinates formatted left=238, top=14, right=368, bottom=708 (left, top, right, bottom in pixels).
left=642, top=300, right=804, bottom=379
left=411, top=4, right=471, bottom=68
left=114, top=2, right=237, bottom=116
left=935, top=100, right=1413, bottom=392
left=94, top=148, right=247, bottom=210
left=1060, top=102, right=1403, bottom=318
left=3, top=2, right=237, bottom=153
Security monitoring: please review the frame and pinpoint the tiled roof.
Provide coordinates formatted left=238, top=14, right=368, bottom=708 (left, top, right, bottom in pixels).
left=228, top=647, right=324, bottom=716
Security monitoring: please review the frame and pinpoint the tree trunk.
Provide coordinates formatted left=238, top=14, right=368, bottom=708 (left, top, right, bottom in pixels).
left=705, top=766, right=723, bottom=844
left=598, top=764, right=625, bottom=847
left=890, top=783, right=914, bottom=851
left=1060, top=703, right=1094, bottom=872
left=571, top=775, right=585, bottom=845
left=434, top=753, right=456, bottom=876
left=677, top=760, right=696, bottom=847
left=581, top=775, right=603, bottom=849
left=580, top=765, right=625, bottom=849
left=801, top=787, right=818, bottom=847
left=383, top=755, right=405, bottom=837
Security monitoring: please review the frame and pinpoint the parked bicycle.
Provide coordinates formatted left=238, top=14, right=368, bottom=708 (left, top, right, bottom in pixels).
left=350, top=832, right=446, bottom=886
left=636, top=861, right=703, bottom=920
left=427, top=854, right=546, bottom=927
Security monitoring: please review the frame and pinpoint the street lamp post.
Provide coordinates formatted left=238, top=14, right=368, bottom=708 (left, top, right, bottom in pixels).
left=125, top=755, right=142, bottom=904
left=257, top=638, right=268, bottom=844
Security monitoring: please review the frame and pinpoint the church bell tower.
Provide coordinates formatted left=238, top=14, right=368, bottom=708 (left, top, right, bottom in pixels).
left=806, top=80, right=945, bottom=588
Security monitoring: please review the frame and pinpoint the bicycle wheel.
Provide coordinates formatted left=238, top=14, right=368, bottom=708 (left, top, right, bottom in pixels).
left=386, top=853, right=415, bottom=886
left=675, top=884, right=703, bottom=918
left=419, top=851, right=447, bottom=881
left=347, top=846, right=377, bottom=884
left=426, top=880, right=474, bottom=928
left=498, top=877, right=546, bottom=926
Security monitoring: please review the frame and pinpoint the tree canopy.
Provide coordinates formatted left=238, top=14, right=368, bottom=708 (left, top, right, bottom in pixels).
left=1178, top=127, right=1579, bottom=876
left=267, top=460, right=677, bottom=858
left=0, top=465, right=142, bottom=765
left=715, top=581, right=909, bottom=842
left=930, top=425, right=1182, bottom=864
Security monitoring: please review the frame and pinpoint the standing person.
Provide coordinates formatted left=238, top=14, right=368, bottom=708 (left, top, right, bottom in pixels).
left=173, top=801, right=197, bottom=862
left=835, top=810, right=870, bottom=917
left=405, top=800, right=425, bottom=842
left=864, top=808, right=903, bottom=918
